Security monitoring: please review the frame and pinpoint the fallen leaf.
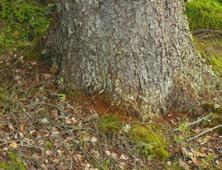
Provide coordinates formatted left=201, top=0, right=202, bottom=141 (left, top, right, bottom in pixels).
left=106, top=150, right=111, bottom=156
left=179, top=159, right=190, bottom=170
left=120, top=154, right=129, bottom=160
left=90, top=136, right=97, bottom=144
left=86, top=113, right=99, bottom=122
left=10, top=142, right=18, bottom=149
left=182, top=147, right=198, bottom=165
left=43, top=73, right=52, bottom=79
left=65, top=118, right=72, bottom=124
left=191, top=149, right=207, bottom=158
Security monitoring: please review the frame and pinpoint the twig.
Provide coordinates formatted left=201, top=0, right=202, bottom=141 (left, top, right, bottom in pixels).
left=187, top=124, right=222, bottom=142
left=193, top=29, right=222, bottom=36
left=93, top=122, right=103, bottom=157
left=173, top=113, right=213, bottom=132
left=40, top=102, right=69, bottom=115
left=0, top=140, right=20, bottom=146
left=57, top=136, right=74, bottom=170
left=188, top=113, right=213, bottom=126
left=78, top=144, right=105, bottom=170
left=19, top=144, right=42, bottom=150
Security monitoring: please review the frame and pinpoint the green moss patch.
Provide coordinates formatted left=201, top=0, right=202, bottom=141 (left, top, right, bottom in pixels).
left=193, top=37, right=222, bottom=76
left=0, top=152, right=26, bottom=170
left=186, top=0, right=222, bottom=31
left=0, top=0, right=49, bottom=54
left=129, top=125, right=169, bottom=159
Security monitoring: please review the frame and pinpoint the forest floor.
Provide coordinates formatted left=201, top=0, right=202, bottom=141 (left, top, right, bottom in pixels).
left=0, top=36, right=221, bottom=170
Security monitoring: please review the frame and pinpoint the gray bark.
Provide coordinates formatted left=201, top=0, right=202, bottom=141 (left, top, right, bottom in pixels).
left=46, top=0, right=215, bottom=116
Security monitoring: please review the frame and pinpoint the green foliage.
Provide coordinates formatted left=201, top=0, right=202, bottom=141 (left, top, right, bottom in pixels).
left=176, top=121, right=189, bottom=132
left=96, top=116, right=120, bottom=133
left=0, top=152, right=26, bottom=170
left=209, top=56, right=222, bottom=74
left=129, top=125, right=169, bottom=159
left=43, top=140, right=53, bottom=149
left=101, top=158, right=113, bottom=170
left=186, top=0, right=222, bottom=31
left=0, top=0, right=49, bottom=53
left=0, top=87, right=9, bottom=102
left=0, top=87, right=11, bottom=112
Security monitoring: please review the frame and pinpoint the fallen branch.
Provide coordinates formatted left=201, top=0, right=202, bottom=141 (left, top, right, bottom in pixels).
left=193, top=29, right=222, bottom=36
left=187, top=124, right=222, bottom=142
left=173, top=113, right=213, bottom=132
left=188, top=113, right=213, bottom=126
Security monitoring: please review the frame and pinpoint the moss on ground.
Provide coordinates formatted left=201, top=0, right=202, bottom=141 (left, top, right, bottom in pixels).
left=129, top=125, right=169, bottom=159
left=0, top=152, right=26, bottom=170
left=193, top=37, right=222, bottom=77
left=0, top=0, right=50, bottom=55
left=186, top=0, right=222, bottom=31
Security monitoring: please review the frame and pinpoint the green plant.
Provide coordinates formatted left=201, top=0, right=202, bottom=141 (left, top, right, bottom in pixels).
left=0, top=151, right=26, bottom=170
left=129, top=125, right=169, bottom=159
left=186, top=0, right=222, bottom=31
left=176, top=121, right=189, bottom=132
left=0, top=87, right=10, bottom=104
left=43, top=140, right=53, bottom=149
left=0, top=0, right=49, bottom=53
left=96, top=115, right=120, bottom=133
left=101, top=158, right=113, bottom=170
left=0, top=87, right=13, bottom=113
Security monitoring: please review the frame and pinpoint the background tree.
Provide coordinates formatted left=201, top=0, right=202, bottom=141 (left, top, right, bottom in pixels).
left=46, top=0, right=215, bottom=116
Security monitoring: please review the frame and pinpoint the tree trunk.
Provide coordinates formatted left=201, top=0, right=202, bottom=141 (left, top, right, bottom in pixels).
left=46, top=0, right=214, bottom=116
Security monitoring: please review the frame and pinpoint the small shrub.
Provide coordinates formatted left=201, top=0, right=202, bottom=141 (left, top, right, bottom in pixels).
left=96, top=115, right=120, bottom=133
left=186, top=0, right=222, bottom=31
left=129, top=125, right=169, bottom=159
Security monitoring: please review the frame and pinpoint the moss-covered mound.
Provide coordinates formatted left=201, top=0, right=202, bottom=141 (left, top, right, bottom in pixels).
left=186, top=0, right=222, bottom=31
left=129, top=125, right=169, bottom=159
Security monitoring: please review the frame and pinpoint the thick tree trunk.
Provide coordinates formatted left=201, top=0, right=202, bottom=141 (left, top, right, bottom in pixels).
left=47, top=0, right=214, bottom=116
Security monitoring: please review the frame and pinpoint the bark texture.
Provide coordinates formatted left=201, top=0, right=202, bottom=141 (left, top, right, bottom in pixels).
left=47, top=0, right=214, bottom=116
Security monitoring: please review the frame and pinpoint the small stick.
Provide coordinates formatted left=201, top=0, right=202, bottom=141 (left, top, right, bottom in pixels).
left=188, top=113, right=213, bottom=126
left=187, top=124, right=222, bottom=142
left=173, top=113, right=213, bottom=132
left=193, top=29, right=222, bottom=36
